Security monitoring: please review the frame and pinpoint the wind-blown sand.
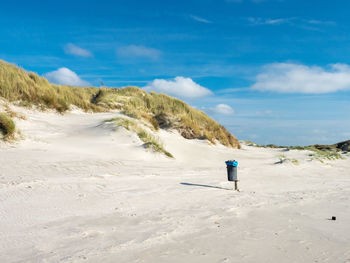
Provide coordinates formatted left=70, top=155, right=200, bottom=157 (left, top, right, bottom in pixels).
left=1, top=109, right=350, bottom=263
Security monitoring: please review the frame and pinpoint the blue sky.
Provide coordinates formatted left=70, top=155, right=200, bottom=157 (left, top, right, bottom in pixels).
left=1, top=0, right=350, bottom=145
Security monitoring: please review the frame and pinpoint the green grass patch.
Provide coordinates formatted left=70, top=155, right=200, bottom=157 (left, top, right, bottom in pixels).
left=291, top=159, right=299, bottom=165
left=277, top=154, right=287, bottom=163
left=306, top=147, right=343, bottom=162
left=275, top=154, right=299, bottom=165
left=268, top=145, right=343, bottom=163
left=0, top=112, right=15, bottom=140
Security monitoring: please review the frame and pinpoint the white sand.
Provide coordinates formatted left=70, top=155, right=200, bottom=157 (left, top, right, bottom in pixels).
left=1, top=109, right=350, bottom=263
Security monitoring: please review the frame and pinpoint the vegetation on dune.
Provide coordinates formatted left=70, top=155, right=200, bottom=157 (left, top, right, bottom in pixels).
left=277, top=145, right=343, bottom=161
left=244, top=141, right=344, bottom=163
left=3, top=104, right=26, bottom=120
left=291, top=158, right=299, bottom=165
left=244, top=140, right=348, bottom=154
left=275, top=154, right=299, bottom=165
left=0, top=60, right=101, bottom=112
left=0, top=59, right=240, bottom=148
left=306, top=147, right=343, bottom=162
left=106, top=117, right=173, bottom=157
left=0, top=112, right=15, bottom=140
left=94, top=87, right=240, bottom=148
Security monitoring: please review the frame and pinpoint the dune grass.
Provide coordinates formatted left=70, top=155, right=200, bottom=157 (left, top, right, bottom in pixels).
left=275, top=154, right=299, bottom=165
left=0, top=59, right=240, bottom=148
left=306, top=147, right=343, bottom=162
left=257, top=142, right=344, bottom=163
left=291, top=159, right=299, bottom=165
left=0, top=60, right=102, bottom=112
left=95, top=87, right=240, bottom=148
left=0, top=112, right=15, bottom=140
left=107, top=117, right=173, bottom=158
left=3, top=104, right=26, bottom=120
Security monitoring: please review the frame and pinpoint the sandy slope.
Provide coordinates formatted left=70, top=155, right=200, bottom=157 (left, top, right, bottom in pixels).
left=0, top=109, right=350, bottom=263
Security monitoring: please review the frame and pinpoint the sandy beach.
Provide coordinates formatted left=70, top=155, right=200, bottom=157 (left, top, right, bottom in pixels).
left=2, top=0, right=350, bottom=261
left=0, top=109, right=349, bottom=262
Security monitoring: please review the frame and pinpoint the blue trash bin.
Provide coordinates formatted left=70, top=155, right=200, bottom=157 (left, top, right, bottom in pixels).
left=225, top=160, right=238, bottom=181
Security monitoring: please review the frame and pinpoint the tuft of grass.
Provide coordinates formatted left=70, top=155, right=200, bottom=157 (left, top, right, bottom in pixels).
left=291, top=159, right=299, bottom=165
left=137, top=130, right=173, bottom=158
left=109, top=118, right=137, bottom=131
left=0, top=112, right=15, bottom=140
left=106, top=117, right=173, bottom=158
left=278, top=154, right=287, bottom=163
left=0, top=59, right=240, bottom=148
left=275, top=154, right=299, bottom=165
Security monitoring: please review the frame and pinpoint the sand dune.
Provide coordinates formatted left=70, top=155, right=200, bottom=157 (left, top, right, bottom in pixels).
left=1, top=109, right=350, bottom=262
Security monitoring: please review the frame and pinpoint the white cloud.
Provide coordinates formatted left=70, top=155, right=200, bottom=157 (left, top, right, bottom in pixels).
left=265, top=19, right=286, bottom=25
left=116, top=45, right=161, bottom=60
left=144, top=76, right=212, bottom=98
left=248, top=17, right=292, bottom=25
left=64, top=43, right=92, bottom=57
left=251, top=63, right=350, bottom=94
left=306, top=19, right=336, bottom=26
left=211, top=104, right=234, bottom=115
left=248, top=17, right=336, bottom=30
left=189, top=15, right=212, bottom=24
left=44, top=68, right=90, bottom=87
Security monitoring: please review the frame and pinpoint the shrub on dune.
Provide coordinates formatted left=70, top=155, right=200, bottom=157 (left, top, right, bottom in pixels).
left=0, top=112, right=15, bottom=140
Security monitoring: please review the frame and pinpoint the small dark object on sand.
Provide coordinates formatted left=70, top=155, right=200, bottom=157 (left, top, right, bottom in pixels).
left=332, top=216, right=336, bottom=220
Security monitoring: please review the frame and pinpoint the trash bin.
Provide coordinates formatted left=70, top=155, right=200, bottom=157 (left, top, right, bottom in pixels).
left=225, top=160, right=238, bottom=181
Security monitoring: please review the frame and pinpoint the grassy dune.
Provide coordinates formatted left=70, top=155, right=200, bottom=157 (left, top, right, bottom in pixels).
left=94, top=87, right=240, bottom=148
left=0, top=59, right=240, bottom=148
left=0, top=60, right=101, bottom=112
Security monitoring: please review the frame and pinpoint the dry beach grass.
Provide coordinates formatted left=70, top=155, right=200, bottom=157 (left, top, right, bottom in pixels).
left=0, top=112, right=15, bottom=140
left=105, top=117, right=173, bottom=157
